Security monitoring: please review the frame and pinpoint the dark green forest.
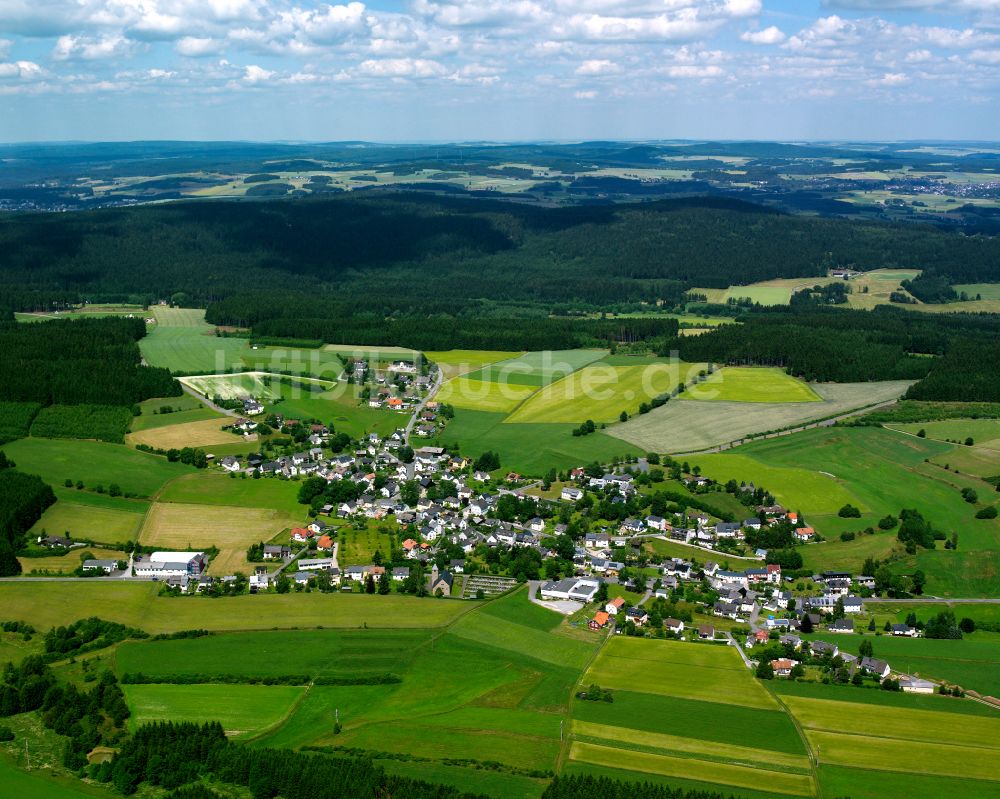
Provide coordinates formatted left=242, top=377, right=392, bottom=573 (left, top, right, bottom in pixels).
left=0, top=467, right=56, bottom=575
left=670, top=305, right=1000, bottom=400
left=2, top=195, right=998, bottom=315
left=0, top=317, right=178, bottom=406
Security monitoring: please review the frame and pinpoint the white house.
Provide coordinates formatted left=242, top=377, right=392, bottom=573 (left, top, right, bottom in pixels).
left=561, top=486, right=583, bottom=502
left=134, top=551, right=206, bottom=578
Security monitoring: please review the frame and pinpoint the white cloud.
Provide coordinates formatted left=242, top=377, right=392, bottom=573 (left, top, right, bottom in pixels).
left=869, top=71, right=908, bottom=85
left=355, top=57, right=447, bottom=77
left=662, top=63, right=725, bottom=77
left=741, top=26, right=785, bottom=45
left=176, top=36, right=225, bottom=56
left=0, top=60, right=45, bottom=80
left=53, top=33, right=135, bottom=61
left=575, top=58, right=621, bottom=75
left=574, top=89, right=597, bottom=98
left=968, top=48, right=1000, bottom=63
left=905, top=48, right=933, bottom=62
left=558, top=10, right=722, bottom=42
left=242, top=63, right=273, bottom=82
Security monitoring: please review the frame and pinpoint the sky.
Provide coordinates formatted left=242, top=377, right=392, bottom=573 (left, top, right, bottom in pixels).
left=0, top=0, right=999, bottom=142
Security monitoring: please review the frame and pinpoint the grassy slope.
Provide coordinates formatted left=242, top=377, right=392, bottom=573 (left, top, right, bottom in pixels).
left=2, top=438, right=193, bottom=498
left=430, top=408, right=641, bottom=476
left=140, top=307, right=249, bottom=373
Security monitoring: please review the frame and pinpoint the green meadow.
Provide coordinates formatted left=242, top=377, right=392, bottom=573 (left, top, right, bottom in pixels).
left=0, top=757, right=112, bottom=799
left=124, top=684, right=305, bottom=739
left=463, top=349, right=606, bottom=387
left=679, top=367, right=821, bottom=404
left=436, top=376, right=537, bottom=413
left=2, top=438, right=192, bottom=498
left=430, top=408, right=641, bottom=475
left=140, top=307, right=249, bottom=373
left=270, top=380, right=398, bottom=437
left=158, top=471, right=303, bottom=515
left=28, top=498, right=146, bottom=542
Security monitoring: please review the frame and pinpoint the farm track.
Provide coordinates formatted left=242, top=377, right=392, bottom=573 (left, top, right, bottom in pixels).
left=766, top=686, right=823, bottom=799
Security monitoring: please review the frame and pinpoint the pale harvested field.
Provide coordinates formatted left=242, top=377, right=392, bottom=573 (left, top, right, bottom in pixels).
left=127, top=417, right=236, bottom=450
left=140, top=502, right=299, bottom=575
left=608, top=381, right=913, bottom=454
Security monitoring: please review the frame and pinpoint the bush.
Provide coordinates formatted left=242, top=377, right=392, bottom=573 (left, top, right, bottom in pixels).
left=838, top=504, right=862, bottom=518
left=975, top=506, right=998, bottom=519
left=0, top=725, right=13, bottom=742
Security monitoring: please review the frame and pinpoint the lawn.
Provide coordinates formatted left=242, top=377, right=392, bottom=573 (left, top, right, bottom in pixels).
left=27, top=499, right=146, bottom=542
left=679, top=367, right=820, bottom=404
left=124, top=683, right=305, bottom=739
left=126, top=417, right=237, bottom=450
left=506, top=361, right=706, bottom=424
left=0, top=582, right=476, bottom=633
left=140, top=307, right=250, bottom=373
left=609, top=381, right=911, bottom=454
left=140, top=502, right=300, bottom=575
left=435, top=377, right=537, bottom=413
left=583, top=638, right=778, bottom=710
left=1, top=438, right=192, bottom=498
left=463, top=350, right=607, bottom=387
left=0, top=757, right=112, bottom=799
left=430, top=409, right=641, bottom=476
left=337, top=521, right=395, bottom=566
left=158, top=472, right=303, bottom=516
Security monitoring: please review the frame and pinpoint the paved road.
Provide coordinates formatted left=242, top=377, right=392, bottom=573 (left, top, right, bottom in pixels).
left=869, top=597, right=1000, bottom=604
left=726, top=631, right=754, bottom=669
left=403, top=366, right=444, bottom=446
left=180, top=383, right=240, bottom=417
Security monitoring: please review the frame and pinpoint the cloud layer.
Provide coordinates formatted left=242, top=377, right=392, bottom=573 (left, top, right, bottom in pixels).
left=0, top=0, right=998, bottom=139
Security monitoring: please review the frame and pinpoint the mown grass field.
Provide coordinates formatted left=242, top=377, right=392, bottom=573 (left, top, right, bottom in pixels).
left=679, top=367, right=821, bottom=404
left=1, top=438, right=192, bottom=498
left=435, top=377, right=537, bottom=413
left=124, top=684, right=305, bottom=739
left=140, top=501, right=300, bottom=575
left=0, top=582, right=475, bottom=633
left=463, top=349, right=606, bottom=387
left=583, top=638, right=778, bottom=709
left=140, top=307, right=249, bottom=373
left=506, top=361, right=706, bottom=424
left=129, top=405, right=220, bottom=432
left=127, top=417, right=237, bottom=450
left=158, top=472, right=303, bottom=516
left=609, top=380, right=911, bottom=454
left=426, top=349, right=523, bottom=380
left=430, top=408, right=641, bottom=476
left=28, top=499, right=146, bottom=542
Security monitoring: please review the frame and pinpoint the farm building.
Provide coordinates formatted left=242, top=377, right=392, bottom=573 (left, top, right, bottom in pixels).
left=134, top=551, right=206, bottom=578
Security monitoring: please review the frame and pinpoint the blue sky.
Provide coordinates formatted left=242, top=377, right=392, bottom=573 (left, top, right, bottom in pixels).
left=0, top=0, right=998, bottom=142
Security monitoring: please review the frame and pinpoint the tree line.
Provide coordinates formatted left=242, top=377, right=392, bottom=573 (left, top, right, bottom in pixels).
left=0, top=466, right=56, bottom=576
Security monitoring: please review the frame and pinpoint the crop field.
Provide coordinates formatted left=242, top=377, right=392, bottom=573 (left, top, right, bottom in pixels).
left=1, top=438, right=191, bottom=498
left=506, top=361, right=706, bottom=424
left=129, top=405, right=220, bottom=432
left=818, top=765, right=1000, bottom=799
left=28, top=498, right=145, bottom=542
left=117, top=629, right=435, bottom=680
left=679, top=367, right=821, bottom=404
left=426, top=349, right=523, bottom=380
left=430, top=408, right=641, bottom=476
left=127, top=417, right=237, bottom=450
left=584, top=638, right=777, bottom=709
left=462, top=349, right=607, bottom=387
left=158, top=471, right=302, bottom=515
left=140, top=307, right=250, bottom=373
left=0, top=582, right=475, bottom=633
left=435, top=377, right=537, bottom=413
left=140, top=501, right=300, bottom=575
left=609, top=380, right=912, bottom=454
left=124, top=684, right=305, bottom=739
left=181, top=372, right=279, bottom=401
left=779, top=693, right=1000, bottom=785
